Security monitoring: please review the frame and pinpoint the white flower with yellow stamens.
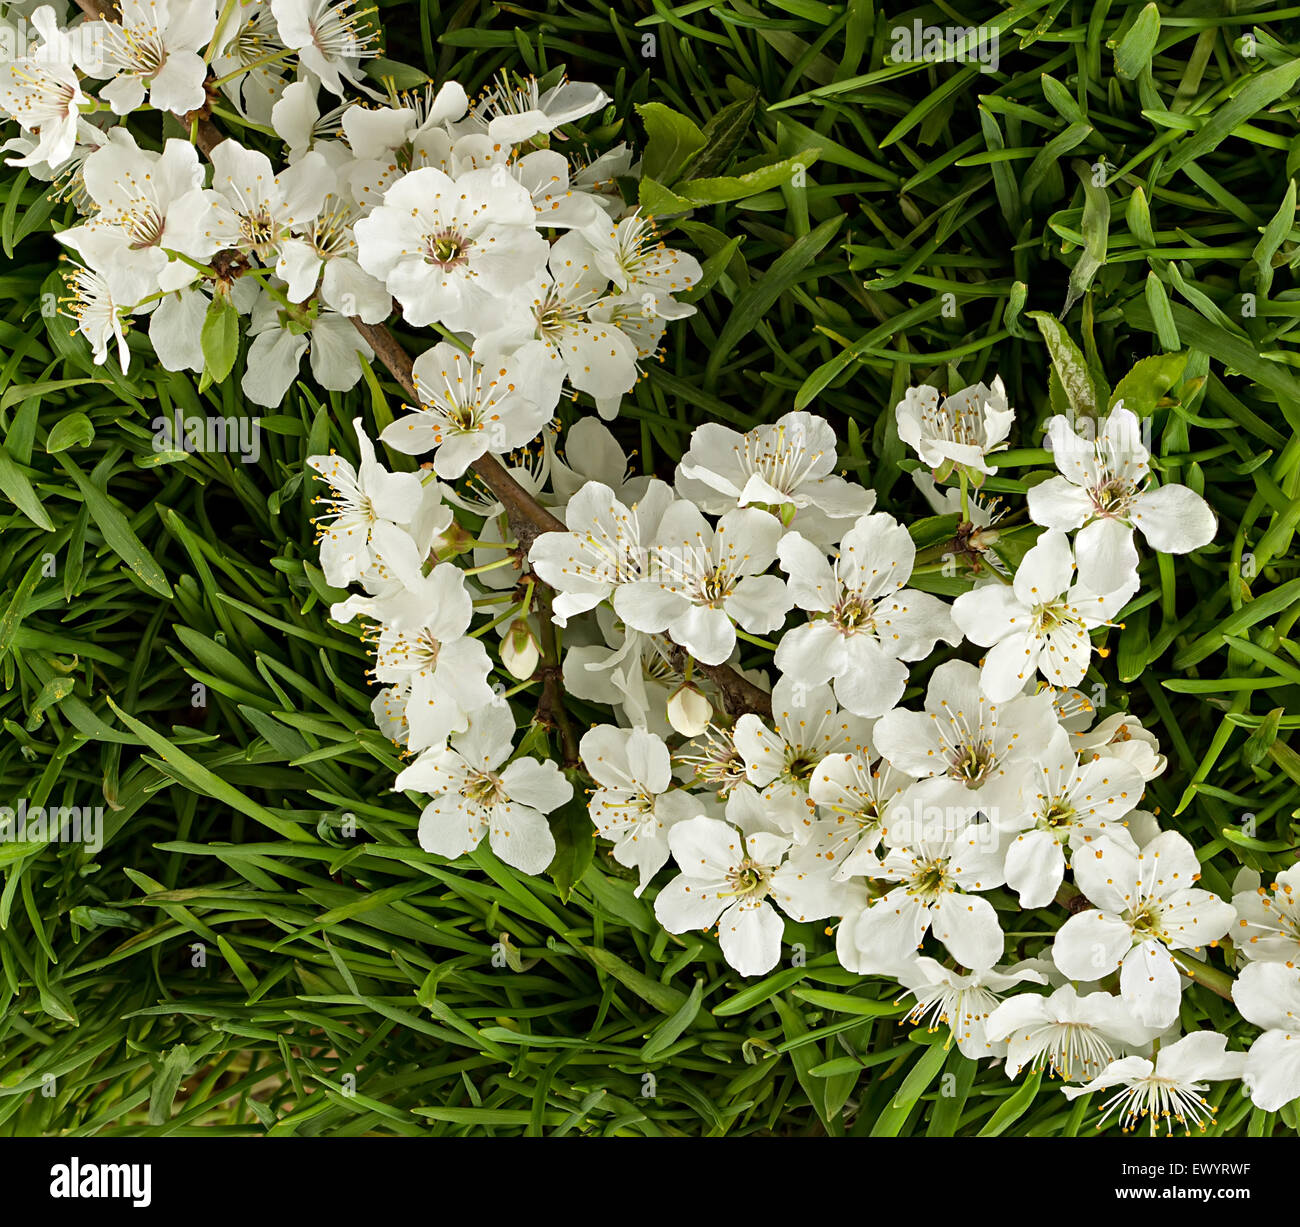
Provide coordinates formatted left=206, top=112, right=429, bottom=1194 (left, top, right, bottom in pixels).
left=354, top=163, right=548, bottom=334
left=579, top=725, right=699, bottom=894
left=1029, top=406, right=1216, bottom=593
left=777, top=512, right=958, bottom=718
left=397, top=701, right=572, bottom=875
left=1060, top=1031, right=1244, bottom=1134
left=987, top=984, right=1156, bottom=1082
left=895, top=377, right=1013, bottom=480
left=1053, top=830, right=1237, bottom=1027
left=676, top=411, right=876, bottom=548
left=379, top=340, right=559, bottom=479
left=271, top=0, right=380, bottom=97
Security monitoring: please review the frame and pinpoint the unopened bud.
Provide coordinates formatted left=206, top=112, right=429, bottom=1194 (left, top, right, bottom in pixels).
left=667, top=682, right=712, bottom=737
left=432, top=520, right=475, bottom=561
left=501, top=619, right=540, bottom=680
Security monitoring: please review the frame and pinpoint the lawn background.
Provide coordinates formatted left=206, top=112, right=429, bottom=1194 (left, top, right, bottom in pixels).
left=0, top=0, right=1297, bottom=1136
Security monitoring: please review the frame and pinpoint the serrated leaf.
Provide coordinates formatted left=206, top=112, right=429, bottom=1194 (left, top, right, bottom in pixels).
left=1028, top=311, right=1097, bottom=418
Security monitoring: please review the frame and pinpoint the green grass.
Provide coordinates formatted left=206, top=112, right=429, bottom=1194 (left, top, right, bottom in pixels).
left=0, top=0, right=1297, bottom=1136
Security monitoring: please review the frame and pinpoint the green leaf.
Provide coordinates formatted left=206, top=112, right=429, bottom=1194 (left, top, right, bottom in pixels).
left=546, top=773, right=595, bottom=905
left=201, top=293, right=241, bottom=386
left=1027, top=312, right=1097, bottom=418
left=682, top=91, right=758, bottom=181
left=45, top=411, right=94, bottom=453
left=0, top=443, right=55, bottom=530
left=641, top=977, right=705, bottom=1061
left=705, top=214, right=841, bottom=383
left=1253, top=179, right=1296, bottom=298
left=55, top=454, right=173, bottom=598
left=1109, top=352, right=1189, bottom=416
left=678, top=150, right=821, bottom=206
left=148, top=1044, right=191, bottom=1125
left=582, top=945, right=687, bottom=1015
left=1243, top=707, right=1284, bottom=766
left=870, top=1038, right=948, bottom=1137
left=636, top=102, right=707, bottom=186
left=1062, top=159, right=1110, bottom=316
left=1113, top=3, right=1160, bottom=81
left=1164, top=58, right=1300, bottom=175
left=638, top=177, right=696, bottom=217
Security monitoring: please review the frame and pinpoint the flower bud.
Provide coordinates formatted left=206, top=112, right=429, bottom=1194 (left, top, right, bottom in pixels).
left=501, top=619, right=540, bottom=680
left=667, top=682, right=712, bottom=737
left=432, top=520, right=476, bottom=561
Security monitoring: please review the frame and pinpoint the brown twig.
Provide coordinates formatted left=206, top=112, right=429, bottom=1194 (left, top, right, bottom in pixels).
left=171, top=99, right=771, bottom=722
left=347, top=317, right=770, bottom=716
left=534, top=587, right=579, bottom=766
left=73, top=0, right=115, bottom=17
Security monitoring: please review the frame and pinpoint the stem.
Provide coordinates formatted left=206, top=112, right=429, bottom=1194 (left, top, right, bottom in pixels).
left=178, top=108, right=772, bottom=722
left=534, top=586, right=579, bottom=767
left=1171, top=950, right=1236, bottom=1003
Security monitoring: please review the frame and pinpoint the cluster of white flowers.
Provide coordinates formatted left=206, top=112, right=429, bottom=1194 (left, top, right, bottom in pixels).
left=4, top=0, right=696, bottom=415
left=314, top=366, right=1291, bottom=1130
left=8, top=0, right=1292, bottom=1135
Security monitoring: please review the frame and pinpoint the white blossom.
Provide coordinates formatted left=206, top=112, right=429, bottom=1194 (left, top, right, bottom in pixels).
left=676, top=412, right=875, bottom=547
left=1053, top=831, right=1236, bottom=1028
left=1028, top=406, right=1216, bottom=593
left=1232, top=961, right=1300, bottom=1111
left=397, top=702, right=571, bottom=875
left=895, top=378, right=1013, bottom=479
left=953, top=530, right=1134, bottom=701
left=579, top=725, right=698, bottom=893
left=354, top=164, right=548, bottom=333
left=986, top=984, right=1156, bottom=1082
left=654, top=806, right=846, bottom=977
left=614, top=501, right=790, bottom=667
left=380, top=340, right=560, bottom=478
left=1060, top=1031, right=1245, bottom=1134
left=776, top=512, right=957, bottom=717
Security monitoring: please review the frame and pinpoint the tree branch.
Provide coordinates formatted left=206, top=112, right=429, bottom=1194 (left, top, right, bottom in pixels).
left=172, top=92, right=772, bottom=721
left=534, top=587, right=579, bottom=766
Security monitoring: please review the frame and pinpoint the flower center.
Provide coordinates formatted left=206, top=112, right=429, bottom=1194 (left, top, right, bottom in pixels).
left=697, top=567, right=733, bottom=606
left=240, top=205, right=280, bottom=256
left=1091, top=476, right=1136, bottom=517
left=1129, top=901, right=1166, bottom=941
left=463, top=771, right=505, bottom=808
left=425, top=230, right=469, bottom=268
left=952, top=739, right=994, bottom=785
left=1042, top=799, right=1075, bottom=831
left=833, top=593, right=876, bottom=634
left=909, top=856, right=953, bottom=900
left=724, top=859, right=769, bottom=899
